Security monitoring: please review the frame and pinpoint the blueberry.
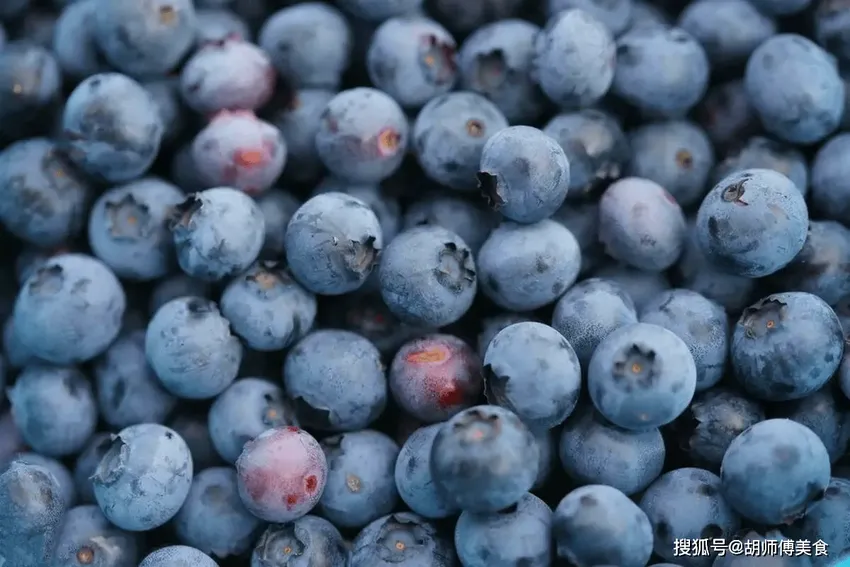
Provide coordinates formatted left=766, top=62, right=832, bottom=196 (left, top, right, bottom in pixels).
left=455, top=492, right=553, bottom=567
left=394, top=423, right=459, bottom=519
left=786, top=477, right=850, bottom=562
left=547, top=0, right=633, bottom=36
left=95, top=329, right=177, bottom=429
left=639, top=468, right=741, bottom=567
left=0, top=138, right=91, bottom=248
left=265, top=89, right=335, bottom=184
left=316, top=88, right=409, bottom=183
left=258, top=3, right=352, bottom=90
left=670, top=387, right=766, bottom=472
left=0, top=42, right=62, bottom=143
left=767, top=220, right=850, bottom=305
left=589, top=322, right=697, bottom=430
left=144, top=78, right=186, bottom=144
left=732, top=292, right=843, bottom=401
left=431, top=405, right=539, bottom=513
left=402, top=194, right=497, bottom=255
left=148, top=274, right=211, bottom=316
left=221, top=261, right=316, bottom=351
left=390, top=334, right=483, bottom=423
left=61, top=73, right=164, bottom=183
left=479, top=219, right=581, bottom=311
left=640, top=289, right=728, bottom=392
left=559, top=406, right=666, bottom=495
left=139, top=546, right=218, bottom=567
left=427, top=0, right=523, bottom=35
left=318, top=430, right=400, bottom=529
left=626, top=120, right=715, bottom=208
left=251, top=515, right=349, bottom=567
left=284, top=330, right=386, bottom=431
left=180, top=37, right=276, bottom=115
left=74, top=433, right=113, bottom=505
left=236, top=426, right=327, bottom=523
left=816, top=0, right=850, bottom=64
left=696, top=169, right=809, bottom=278
left=379, top=225, right=477, bottom=326
left=812, top=133, right=850, bottom=225
left=599, top=177, right=688, bottom=271
left=92, top=423, right=194, bottom=531
left=553, top=484, right=653, bottom=567
left=0, top=462, right=64, bottom=567
left=174, top=466, right=262, bottom=558
left=312, top=178, right=403, bottom=244
left=7, top=365, right=97, bottom=458
left=745, top=34, right=844, bottom=144
left=146, top=297, right=241, bottom=399
left=367, top=16, right=457, bottom=109
left=1, top=452, right=76, bottom=508
left=720, top=418, right=830, bottom=524
left=532, top=9, right=616, bottom=109
left=552, top=277, right=638, bottom=367
left=285, top=192, right=383, bottom=295
left=88, top=177, right=185, bottom=281
left=191, top=110, right=287, bottom=196
left=169, top=187, right=266, bottom=281
left=209, top=377, right=297, bottom=465
left=677, top=0, right=777, bottom=68
left=412, top=91, right=509, bottom=191
left=593, top=261, right=672, bottom=311
left=477, top=125, right=570, bottom=223
left=92, top=0, right=196, bottom=77
left=169, top=413, right=223, bottom=473
left=628, top=0, right=670, bottom=30
left=337, top=0, right=423, bottom=21
left=712, top=136, right=809, bottom=196
left=484, top=322, right=581, bottom=430
left=613, top=27, right=710, bottom=118
left=772, top=385, right=850, bottom=464
left=542, top=109, right=630, bottom=201
left=53, top=504, right=141, bottom=567
left=52, top=0, right=109, bottom=80
left=457, top=19, right=546, bottom=124
left=695, top=80, right=760, bottom=152
left=749, top=0, right=810, bottom=17
left=349, top=512, right=457, bottom=567
left=256, top=190, right=301, bottom=259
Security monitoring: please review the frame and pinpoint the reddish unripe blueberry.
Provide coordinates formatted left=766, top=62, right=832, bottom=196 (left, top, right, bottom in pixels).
left=389, top=334, right=483, bottom=422
left=236, top=426, right=327, bottom=522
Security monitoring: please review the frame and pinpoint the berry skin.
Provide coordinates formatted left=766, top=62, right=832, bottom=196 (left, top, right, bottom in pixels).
left=349, top=512, right=458, bottom=567
left=236, top=426, right=328, bottom=523
left=430, top=405, right=539, bottom=513
left=250, top=515, right=349, bottom=567
left=390, top=334, right=483, bottom=423
left=139, top=546, right=218, bottom=567
left=395, top=423, right=459, bottom=519
left=52, top=504, right=142, bottom=567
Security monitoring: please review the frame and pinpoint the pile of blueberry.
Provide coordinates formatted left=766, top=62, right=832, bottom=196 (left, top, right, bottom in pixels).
left=4, top=0, right=850, bottom=566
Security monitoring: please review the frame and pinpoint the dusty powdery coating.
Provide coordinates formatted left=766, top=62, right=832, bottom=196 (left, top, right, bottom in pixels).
left=52, top=504, right=141, bottom=567
left=484, top=322, right=582, bottom=430
left=236, top=426, right=328, bottom=523
left=366, top=16, right=458, bottom=109
left=250, top=515, right=349, bottom=567
left=12, top=253, right=126, bottom=365
left=283, top=329, right=388, bottom=431
left=91, top=423, right=194, bottom=532
left=478, top=220, right=581, bottom=311
left=0, top=138, right=91, bottom=248
left=61, top=73, right=164, bottom=183
left=7, top=365, right=97, bottom=458
left=531, top=9, right=616, bottom=109
left=174, top=467, right=262, bottom=558
left=348, top=512, right=457, bottom=567
left=731, top=291, right=844, bottom=402
left=1, top=453, right=77, bottom=509
left=588, top=322, right=698, bottom=430
left=285, top=192, right=383, bottom=296
left=720, top=418, right=830, bottom=525
left=88, top=177, right=185, bottom=281
left=395, top=423, right=459, bottom=519
left=379, top=225, right=478, bottom=327
left=139, top=546, right=219, bottom=567
left=220, top=261, right=317, bottom=351
left=695, top=168, right=809, bottom=278
left=0, top=462, right=65, bottom=567
left=559, top=406, right=666, bottom=496
left=169, top=187, right=266, bottom=282
left=478, top=125, right=571, bottom=224
left=145, top=296, right=242, bottom=400
left=598, top=177, right=688, bottom=272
